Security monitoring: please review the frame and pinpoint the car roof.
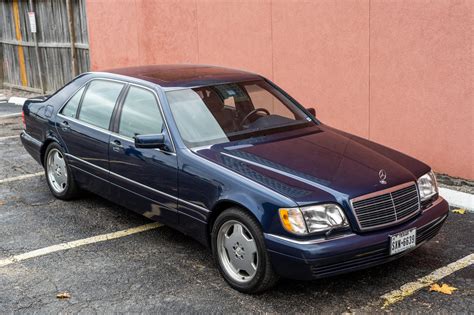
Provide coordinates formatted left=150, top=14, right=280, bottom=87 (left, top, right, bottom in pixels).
left=101, top=64, right=263, bottom=89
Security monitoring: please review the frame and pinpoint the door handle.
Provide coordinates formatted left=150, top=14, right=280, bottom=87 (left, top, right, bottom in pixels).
left=111, top=139, right=123, bottom=152
left=59, top=121, right=70, bottom=131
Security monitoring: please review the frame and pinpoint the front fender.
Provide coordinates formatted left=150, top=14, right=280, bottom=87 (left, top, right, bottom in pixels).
left=211, top=192, right=280, bottom=234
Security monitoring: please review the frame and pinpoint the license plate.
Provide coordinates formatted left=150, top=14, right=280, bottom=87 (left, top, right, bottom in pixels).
left=390, top=228, right=416, bottom=255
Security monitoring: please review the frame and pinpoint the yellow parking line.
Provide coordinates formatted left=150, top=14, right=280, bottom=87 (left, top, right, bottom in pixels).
left=0, top=172, right=44, bottom=184
left=0, top=222, right=163, bottom=268
left=381, top=253, right=474, bottom=308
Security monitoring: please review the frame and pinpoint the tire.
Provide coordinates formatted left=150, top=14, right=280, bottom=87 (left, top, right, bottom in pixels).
left=44, top=142, right=80, bottom=200
left=211, top=207, right=279, bottom=293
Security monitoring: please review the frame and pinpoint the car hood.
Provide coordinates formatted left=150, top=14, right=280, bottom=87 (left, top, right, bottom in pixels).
left=194, top=125, right=430, bottom=204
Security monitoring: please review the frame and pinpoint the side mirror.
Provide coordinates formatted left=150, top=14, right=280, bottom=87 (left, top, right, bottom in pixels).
left=134, top=133, right=166, bottom=149
left=306, top=107, right=316, bottom=117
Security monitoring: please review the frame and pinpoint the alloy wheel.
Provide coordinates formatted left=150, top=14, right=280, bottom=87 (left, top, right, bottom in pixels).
left=217, top=220, right=259, bottom=283
left=46, top=148, right=68, bottom=193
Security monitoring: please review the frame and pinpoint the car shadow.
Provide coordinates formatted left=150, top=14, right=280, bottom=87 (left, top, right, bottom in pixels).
left=66, top=193, right=463, bottom=312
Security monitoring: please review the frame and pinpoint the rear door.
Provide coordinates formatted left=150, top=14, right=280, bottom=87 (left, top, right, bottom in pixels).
left=56, top=79, right=125, bottom=194
left=108, top=84, right=178, bottom=225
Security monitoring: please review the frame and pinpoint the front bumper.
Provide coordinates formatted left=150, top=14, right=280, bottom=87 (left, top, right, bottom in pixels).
left=264, top=197, right=449, bottom=280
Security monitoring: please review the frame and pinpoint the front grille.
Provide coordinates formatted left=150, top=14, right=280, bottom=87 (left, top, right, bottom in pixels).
left=351, top=182, right=421, bottom=230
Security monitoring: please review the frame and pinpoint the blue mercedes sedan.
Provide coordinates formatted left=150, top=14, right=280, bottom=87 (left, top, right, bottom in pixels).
left=21, top=65, right=449, bottom=293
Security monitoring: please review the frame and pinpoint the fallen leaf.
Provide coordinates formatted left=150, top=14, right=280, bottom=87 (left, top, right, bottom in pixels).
left=56, top=292, right=71, bottom=299
left=429, top=283, right=457, bottom=295
left=452, top=208, right=466, bottom=214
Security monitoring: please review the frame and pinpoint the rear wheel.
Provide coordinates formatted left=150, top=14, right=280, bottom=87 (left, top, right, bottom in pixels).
left=212, top=208, right=279, bottom=293
left=44, top=143, right=80, bottom=200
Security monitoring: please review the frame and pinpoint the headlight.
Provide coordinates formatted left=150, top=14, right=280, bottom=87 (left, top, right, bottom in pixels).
left=279, top=204, right=349, bottom=235
left=417, top=171, right=438, bottom=201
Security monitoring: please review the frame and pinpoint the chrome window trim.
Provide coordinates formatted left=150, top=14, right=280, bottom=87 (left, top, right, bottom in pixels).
left=57, top=79, right=177, bottom=154
left=58, top=77, right=128, bottom=117
left=65, top=153, right=208, bottom=212
left=58, top=113, right=176, bottom=156
left=350, top=181, right=422, bottom=231
left=121, top=83, right=177, bottom=153
left=58, top=112, right=112, bottom=135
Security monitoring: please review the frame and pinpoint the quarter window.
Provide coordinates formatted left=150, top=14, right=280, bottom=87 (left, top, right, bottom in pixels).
left=118, top=86, right=164, bottom=138
left=78, top=80, right=124, bottom=129
left=61, top=86, right=85, bottom=118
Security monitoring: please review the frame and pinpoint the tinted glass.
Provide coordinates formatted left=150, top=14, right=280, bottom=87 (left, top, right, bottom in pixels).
left=61, top=86, right=85, bottom=118
left=167, top=80, right=311, bottom=147
left=78, top=80, right=124, bottom=129
left=119, top=86, right=164, bottom=138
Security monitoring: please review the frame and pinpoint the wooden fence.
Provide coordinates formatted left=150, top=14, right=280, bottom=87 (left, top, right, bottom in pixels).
left=0, top=0, right=89, bottom=94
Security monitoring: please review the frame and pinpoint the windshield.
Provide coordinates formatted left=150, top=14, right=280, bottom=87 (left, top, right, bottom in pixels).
left=166, top=80, right=313, bottom=147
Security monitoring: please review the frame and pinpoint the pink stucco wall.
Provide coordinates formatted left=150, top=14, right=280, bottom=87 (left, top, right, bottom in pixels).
left=85, top=0, right=473, bottom=180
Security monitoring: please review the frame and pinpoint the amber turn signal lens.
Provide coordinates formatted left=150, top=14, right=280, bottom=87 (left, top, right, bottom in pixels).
left=279, top=209, right=293, bottom=232
left=279, top=208, right=307, bottom=235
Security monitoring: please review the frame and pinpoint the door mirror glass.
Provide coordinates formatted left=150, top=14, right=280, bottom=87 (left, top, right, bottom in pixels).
left=306, top=107, right=316, bottom=117
left=134, top=134, right=166, bottom=149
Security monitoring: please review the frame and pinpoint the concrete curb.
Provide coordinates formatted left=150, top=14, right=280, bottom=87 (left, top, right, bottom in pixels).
left=0, top=113, right=22, bottom=119
left=7, top=97, right=27, bottom=106
left=439, top=187, right=474, bottom=212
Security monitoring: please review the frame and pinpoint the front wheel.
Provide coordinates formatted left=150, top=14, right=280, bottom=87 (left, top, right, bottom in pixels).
left=44, top=143, right=80, bottom=200
left=211, top=208, right=279, bottom=293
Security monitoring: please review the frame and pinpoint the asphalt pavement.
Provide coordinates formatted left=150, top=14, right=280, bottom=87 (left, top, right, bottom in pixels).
left=0, top=105, right=472, bottom=313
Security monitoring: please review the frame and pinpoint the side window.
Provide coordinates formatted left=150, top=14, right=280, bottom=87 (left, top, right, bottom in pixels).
left=245, top=84, right=295, bottom=119
left=61, top=86, right=85, bottom=118
left=118, top=86, right=164, bottom=138
left=78, top=80, right=124, bottom=129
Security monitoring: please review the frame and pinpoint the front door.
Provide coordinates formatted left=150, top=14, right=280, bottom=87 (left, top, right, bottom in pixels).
left=108, top=85, right=178, bottom=225
left=56, top=79, right=125, bottom=195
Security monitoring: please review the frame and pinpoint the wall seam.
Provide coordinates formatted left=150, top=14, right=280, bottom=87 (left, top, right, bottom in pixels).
left=195, top=0, right=200, bottom=63
left=270, top=0, right=274, bottom=80
left=368, top=0, right=371, bottom=139
left=135, top=0, right=140, bottom=63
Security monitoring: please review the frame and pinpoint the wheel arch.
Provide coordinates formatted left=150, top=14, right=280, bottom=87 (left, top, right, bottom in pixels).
left=40, top=136, right=65, bottom=166
left=207, top=198, right=262, bottom=248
